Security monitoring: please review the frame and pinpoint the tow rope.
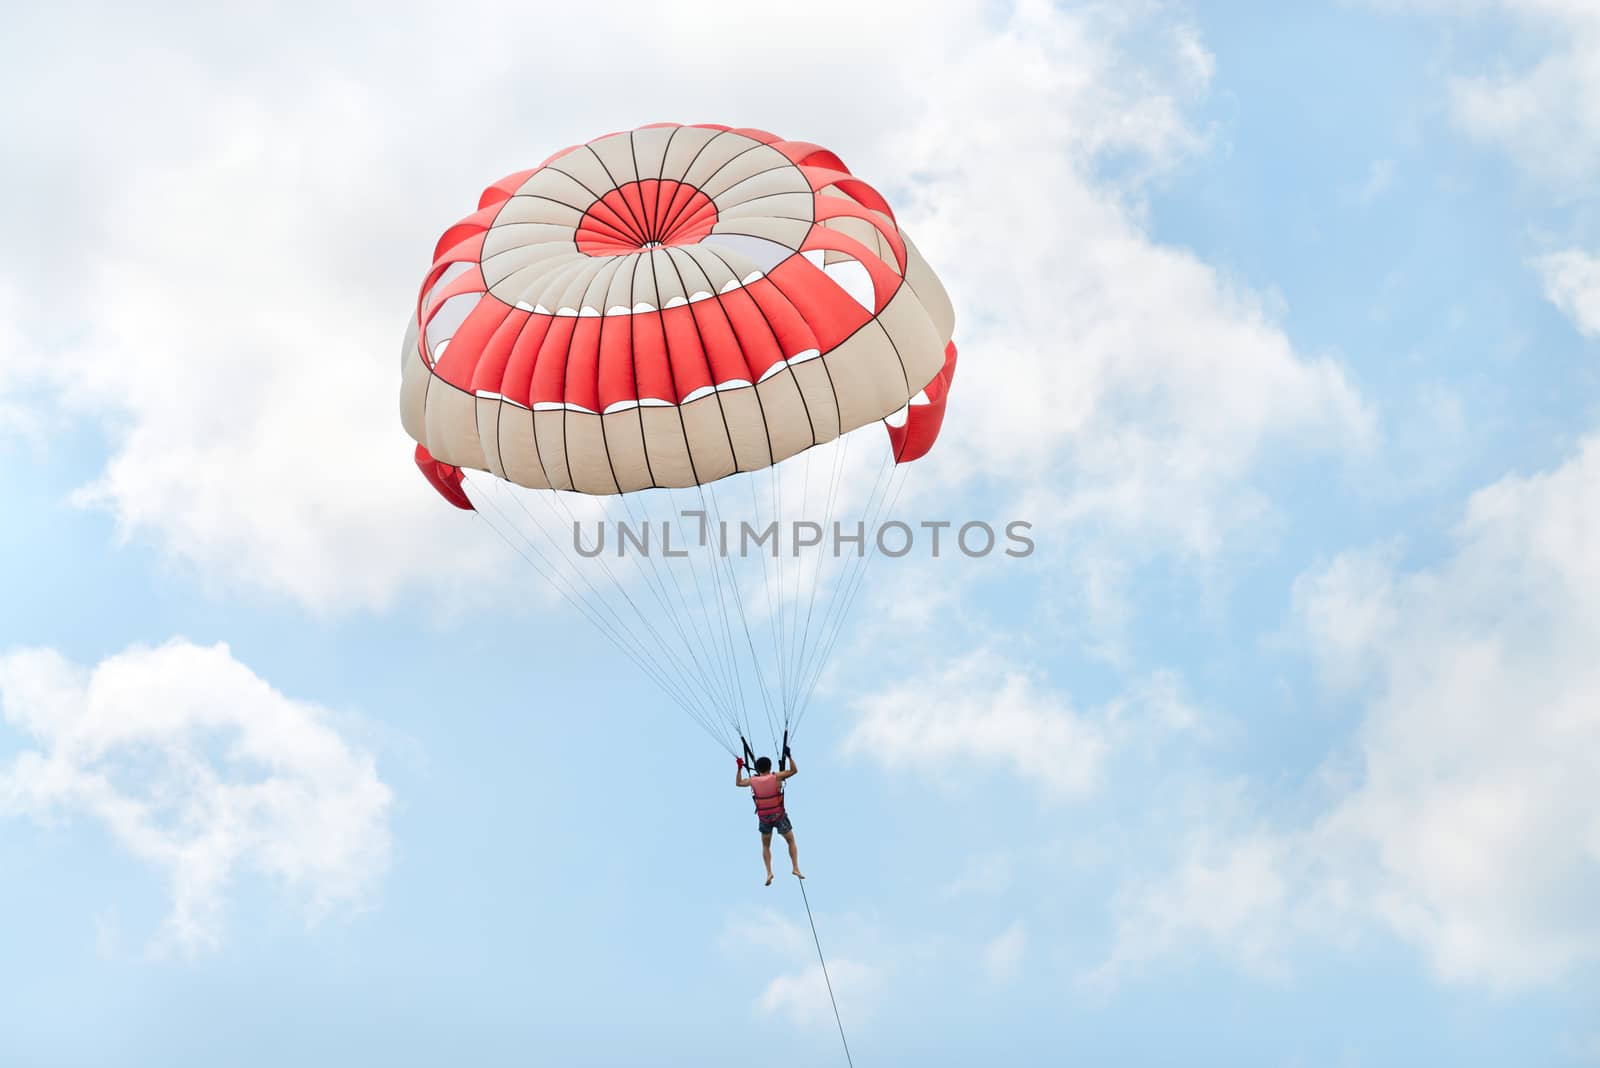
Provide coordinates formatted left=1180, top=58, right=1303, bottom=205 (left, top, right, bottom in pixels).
left=797, top=878, right=854, bottom=1067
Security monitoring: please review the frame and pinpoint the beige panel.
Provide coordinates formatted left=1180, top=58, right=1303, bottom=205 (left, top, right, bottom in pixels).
left=875, top=284, right=945, bottom=392
left=710, top=217, right=811, bottom=249
left=516, top=166, right=600, bottom=211
left=481, top=222, right=577, bottom=259
left=552, top=258, right=609, bottom=312
left=753, top=371, right=817, bottom=463
left=787, top=358, right=842, bottom=443
left=667, top=246, right=733, bottom=296
left=681, top=132, right=765, bottom=191
left=494, top=195, right=586, bottom=228
left=494, top=257, right=592, bottom=311
left=400, top=331, right=430, bottom=444
left=627, top=252, right=662, bottom=306
left=699, top=144, right=791, bottom=199
left=540, top=144, right=615, bottom=199
left=585, top=132, right=641, bottom=189
left=900, top=232, right=955, bottom=344
left=640, top=406, right=699, bottom=486
left=871, top=227, right=893, bottom=266
left=631, top=125, right=677, bottom=180
left=646, top=248, right=686, bottom=305
left=660, top=126, right=726, bottom=183
left=496, top=404, right=552, bottom=490
left=577, top=258, right=627, bottom=314
left=679, top=396, right=739, bottom=484
left=423, top=375, right=489, bottom=470
left=605, top=260, right=640, bottom=311
left=481, top=241, right=578, bottom=290
left=476, top=396, right=507, bottom=478
left=820, top=323, right=910, bottom=434
left=401, top=317, right=421, bottom=371
left=563, top=413, right=620, bottom=495
left=716, top=387, right=774, bottom=472
left=533, top=410, right=574, bottom=491
left=718, top=191, right=815, bottom=224
left=709, top=164, right=809, bottom=206
left=601, top=410, right=652, bottom=492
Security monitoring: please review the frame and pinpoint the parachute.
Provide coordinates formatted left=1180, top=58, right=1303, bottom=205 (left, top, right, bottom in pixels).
left=401, top=122, right=957, bottom=757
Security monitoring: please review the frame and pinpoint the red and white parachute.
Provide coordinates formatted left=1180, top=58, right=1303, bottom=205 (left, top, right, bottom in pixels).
left=402, top=122, right=957, bottom=755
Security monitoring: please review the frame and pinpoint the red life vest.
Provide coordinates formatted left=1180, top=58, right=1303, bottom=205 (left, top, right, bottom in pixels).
left=750, top=773, right=786, bottom=820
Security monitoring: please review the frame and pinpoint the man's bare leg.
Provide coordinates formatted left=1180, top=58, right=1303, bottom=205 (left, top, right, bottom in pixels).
left=761, top=832, right=775, bottom=885
left=783, top=831, right=804, bottom=879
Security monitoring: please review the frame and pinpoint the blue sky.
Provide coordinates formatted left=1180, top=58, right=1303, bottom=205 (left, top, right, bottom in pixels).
left=4, top=2, right=1600, bottom=1065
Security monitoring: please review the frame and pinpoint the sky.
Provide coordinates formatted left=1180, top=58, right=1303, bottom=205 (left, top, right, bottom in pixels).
left=3, top=1, right=1600, bottom=1065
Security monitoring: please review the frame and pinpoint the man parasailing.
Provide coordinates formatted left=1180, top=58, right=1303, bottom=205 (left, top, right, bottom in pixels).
left=736, top=748, right=804, bottom=885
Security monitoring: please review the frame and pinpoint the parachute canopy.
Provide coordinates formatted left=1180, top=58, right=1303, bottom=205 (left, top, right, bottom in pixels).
left=402, top=122, right=957, bottom=501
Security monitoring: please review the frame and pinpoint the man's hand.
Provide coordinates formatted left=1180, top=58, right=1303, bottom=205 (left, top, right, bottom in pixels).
left=735, top=756, right=750, bottom=788
left=778, top=750, right=798, bottom=780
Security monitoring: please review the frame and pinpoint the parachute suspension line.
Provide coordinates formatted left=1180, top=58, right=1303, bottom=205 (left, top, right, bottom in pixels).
left=614, top=489, right=741, bottom=733
left=791, top=450, right=908, bottom=740
left=531, top=482, right=742, bottom=735
left=673, top=485, right=756, bottom=748
left=701, top=481, right=782, bottom=756
left=767, top=461, right=792, bottom=727
left=790, top=432, right=871, bottom=717
left=749, top=466, right=790, bottom=736
left=693, top=483, right=762, bottom=750
left=525, top=488, right=704, bottom=700
left=481, top=484, right=737, bottom=752
left=505, top=483, right=739, bottom=743
left=785, top=444, right=895, bottom=738
left=465, top=478, right=736, bottom=756
left=781, top=438, right=818, bottom=734
left=798, top=878, right=855, bottom=1068
left=793, top=459, right=912, bottom=737
left=501, top=481, right=748, bottom=753
left=790, top=437, right=886, bottom=721
left=471, top=477, right=699, bottom=717
left=795, top=459, right=911, bottom=737
left=667, top=485, right=751, bottom=745
left=605, top=490, right=725, bottom=723
left=786, top=429, right=855, bottom=737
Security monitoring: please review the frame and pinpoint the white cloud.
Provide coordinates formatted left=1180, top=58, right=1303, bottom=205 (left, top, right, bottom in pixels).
left=720, top=905, right=883, bottom=1029
left=1533, top=249, right=1600, bottom=337
left=889, top=3, right=1372, bottom=568
left=844, top=653, right=1198, bottom=801
left=0, top=639, right=393, bottom=953
left=1450, top=21, right=1600, bottom=188
left=1099, top=435, right=1600, bottom=990
left=1088, top=807, right=1315, bottom=988
left=1292, top=546, right=1401, bottom=692
left=759, top=959, right=881, bottom=1030
left=982, top=920, right=1027, bottom=984
left=1373, top=1, right=1600, bottom=187
left=843, top=653, right=1111, bottom=800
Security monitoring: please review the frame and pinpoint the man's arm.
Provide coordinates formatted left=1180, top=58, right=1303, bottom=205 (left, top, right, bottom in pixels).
left=735, top=758, right=750, bottom=788
left=778, top=753, right=798, bottom=781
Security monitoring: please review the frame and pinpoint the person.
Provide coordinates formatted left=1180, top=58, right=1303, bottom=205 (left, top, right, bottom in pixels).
left=736, top=751, right=804, bottom=885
